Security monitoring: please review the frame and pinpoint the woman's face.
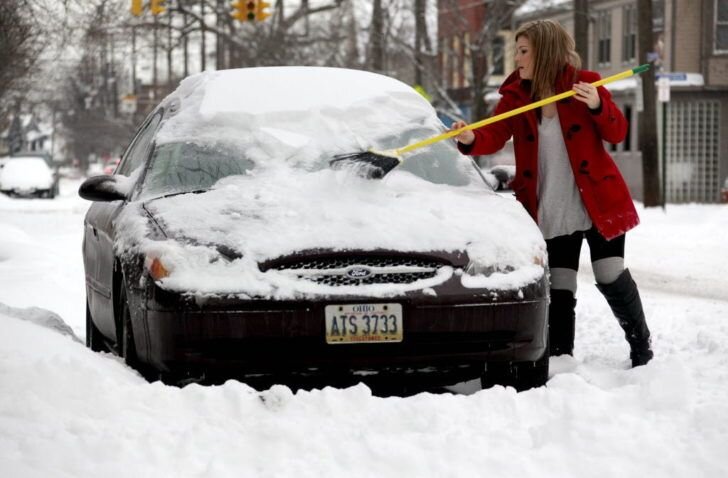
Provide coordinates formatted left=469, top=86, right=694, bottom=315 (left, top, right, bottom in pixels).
left=515, top=36, right=534, bottom=80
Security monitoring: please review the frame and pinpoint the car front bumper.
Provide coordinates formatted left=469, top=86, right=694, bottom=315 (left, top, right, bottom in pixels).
left=135, top=278, right=549, bottom=386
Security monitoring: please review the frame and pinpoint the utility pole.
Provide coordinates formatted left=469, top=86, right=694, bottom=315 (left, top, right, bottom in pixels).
left=216, top=0, right=225, bottom=69
left=414, top=0, right=425, bottom=85
left=369, top=0, right=384, bottom=72
left=637, top=0, right=660, bottom=206
left=573, top=0, right=589, bottom=66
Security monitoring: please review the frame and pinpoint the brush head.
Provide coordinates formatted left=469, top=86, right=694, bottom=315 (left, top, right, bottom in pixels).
left=329, top=150, right=402, bottom=179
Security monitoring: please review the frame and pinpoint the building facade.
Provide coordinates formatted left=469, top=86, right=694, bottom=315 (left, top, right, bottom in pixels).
left=439, top=0, right=728, bottom=203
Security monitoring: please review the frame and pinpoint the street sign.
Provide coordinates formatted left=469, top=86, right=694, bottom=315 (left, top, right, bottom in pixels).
left=658, top=77, right=670, bottom=102
left=656, top=72, right=687, bottom=82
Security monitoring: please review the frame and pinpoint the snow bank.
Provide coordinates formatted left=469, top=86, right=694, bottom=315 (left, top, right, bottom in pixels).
left=1, top=303, right=727, bottom=477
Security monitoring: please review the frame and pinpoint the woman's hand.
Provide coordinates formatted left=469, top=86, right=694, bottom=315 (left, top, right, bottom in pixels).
left=573, top=81, right=601, bottom=110
left=450, top=120, right=475, bottom=145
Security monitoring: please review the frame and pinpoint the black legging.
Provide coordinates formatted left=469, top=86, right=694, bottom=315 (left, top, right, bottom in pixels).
left=546, top=226, right=626, bottom=293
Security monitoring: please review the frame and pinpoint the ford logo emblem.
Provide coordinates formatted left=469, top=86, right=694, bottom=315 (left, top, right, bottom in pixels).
left=346, top=266, right=373, bottom=279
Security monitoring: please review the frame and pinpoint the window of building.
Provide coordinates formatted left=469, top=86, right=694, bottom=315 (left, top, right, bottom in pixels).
left=717, top=0, right=728, bottom=52
left=622, top=5, right=637, bottom=63
left=596, top=10, right=612, bottom=66
left=666, top=100, right=722, bottom=203
left=491, top=36, right=505, bottom=75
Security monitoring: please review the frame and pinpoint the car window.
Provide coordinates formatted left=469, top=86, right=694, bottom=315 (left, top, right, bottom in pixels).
left=118, top=112, right=163, bottom=177
left=141, top=142, right=255, bottom=198
left=373, top=124, right=474, bottom=187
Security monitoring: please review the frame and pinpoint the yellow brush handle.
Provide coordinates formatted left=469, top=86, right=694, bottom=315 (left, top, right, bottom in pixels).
left=394, top=65, right=646, bottom=156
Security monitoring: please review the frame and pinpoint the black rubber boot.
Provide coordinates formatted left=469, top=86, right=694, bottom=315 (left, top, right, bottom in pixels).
left=548, top=289, right=576, bottom=357
left=596, top=269, right=653, bottom=367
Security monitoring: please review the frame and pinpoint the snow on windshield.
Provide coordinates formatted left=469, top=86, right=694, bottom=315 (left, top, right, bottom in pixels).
left=153, top=67, right=466, bottom=180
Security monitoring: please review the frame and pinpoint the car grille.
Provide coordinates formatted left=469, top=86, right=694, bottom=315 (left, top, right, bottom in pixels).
left=269, top=256, right=448, bottom=287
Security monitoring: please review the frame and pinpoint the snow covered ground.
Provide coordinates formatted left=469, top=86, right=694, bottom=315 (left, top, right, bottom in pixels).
left=1, top=177, right=727, bottom=477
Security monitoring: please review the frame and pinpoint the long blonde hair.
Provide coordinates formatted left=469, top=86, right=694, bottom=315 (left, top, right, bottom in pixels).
left=514, top=20, right=581, bottom=100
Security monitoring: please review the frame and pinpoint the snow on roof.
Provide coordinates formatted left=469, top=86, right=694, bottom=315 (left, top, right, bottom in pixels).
left=155, top=67, right=443, bottom=168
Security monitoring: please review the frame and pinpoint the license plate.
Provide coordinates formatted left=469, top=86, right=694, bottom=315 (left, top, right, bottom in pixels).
left=325, top=303, right=403, bottom=344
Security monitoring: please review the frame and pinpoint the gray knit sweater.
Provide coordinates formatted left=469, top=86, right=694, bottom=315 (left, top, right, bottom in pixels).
left=536, top=112, right=592, bottom=239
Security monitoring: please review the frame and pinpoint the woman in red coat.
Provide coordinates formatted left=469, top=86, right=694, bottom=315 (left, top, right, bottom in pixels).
left=452, top=19, right=653, bottom=367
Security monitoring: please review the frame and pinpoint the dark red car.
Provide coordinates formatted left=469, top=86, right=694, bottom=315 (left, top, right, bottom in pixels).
left=79, top=67, right=549, bottom=392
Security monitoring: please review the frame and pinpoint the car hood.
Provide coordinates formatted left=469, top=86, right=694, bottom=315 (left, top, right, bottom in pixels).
left=116, top=168, right=546, bottom=297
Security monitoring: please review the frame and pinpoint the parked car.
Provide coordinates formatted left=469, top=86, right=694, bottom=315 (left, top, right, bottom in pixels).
left=79, top=67, right=549, bottom=392
left=12, top=150, right=54, bottom=167
left=722, top=177, right=728, bottom=203
left=0, top=156, right=58, bottom=198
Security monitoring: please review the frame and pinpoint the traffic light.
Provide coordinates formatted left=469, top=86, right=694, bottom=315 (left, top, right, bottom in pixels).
left=256, top=1, right=271, bottom=21
left=130, top=0, right=143, bottom=16
left=231, top=0, right=256, bottom=22
left=231, top=0, right=270, bottom=22
left=150, top=0, right=166, bottom=15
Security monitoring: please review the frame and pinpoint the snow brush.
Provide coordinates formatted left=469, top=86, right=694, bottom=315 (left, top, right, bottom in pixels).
left=330, top=64, right=650, bottom=179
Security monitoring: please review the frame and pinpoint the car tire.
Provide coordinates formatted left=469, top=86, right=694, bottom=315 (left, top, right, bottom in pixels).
left=481, top=349, right=549, bottom=392
left=120, top=285, right=157, bottom=381
left=86, top=300, right=106, bottom=352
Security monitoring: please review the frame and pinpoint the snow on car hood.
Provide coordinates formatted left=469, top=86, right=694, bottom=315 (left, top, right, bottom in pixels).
left=116, top=167, right=546, bottom=299
left=112, top=67, right=546, bottom=299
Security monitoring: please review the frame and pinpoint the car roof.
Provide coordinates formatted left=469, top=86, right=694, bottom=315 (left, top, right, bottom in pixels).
left=182, top=67, right=419, bottom=117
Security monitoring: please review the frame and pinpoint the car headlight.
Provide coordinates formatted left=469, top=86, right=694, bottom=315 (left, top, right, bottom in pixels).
left=465, top=262, right=514, bottom=277
left=466, top=255, right=545, bottom=276
left=145, top=255, right=171, bottom=280
left=145, top=247, right=235, bottom=281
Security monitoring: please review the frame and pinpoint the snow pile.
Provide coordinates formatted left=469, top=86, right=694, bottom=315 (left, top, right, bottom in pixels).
left=0, top=303, right=80, bottom=342
left=1, top=301, right=727, bottom=477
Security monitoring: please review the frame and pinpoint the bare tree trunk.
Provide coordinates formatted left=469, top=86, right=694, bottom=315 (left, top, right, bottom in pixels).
left=216, top=0, right=224, bottom=69
left=167, top=11, right=173, bottom=87
left=573, top=0, right=589, bottom=66
left=132, top=24, right=138, bottom=93
left=200, top=0, right=206, bottom=71
left=369, top=0, right=384, bottom=72
left=414, top=0, right=426, bottom=85
left=153, top=15, right=158, bottom=97
left=183, top=12, right=189, bottom=77
left=637, top=0, right=660, bottom=207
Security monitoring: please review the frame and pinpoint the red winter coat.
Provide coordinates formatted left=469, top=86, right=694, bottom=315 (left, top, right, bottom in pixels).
left=459, top=65, right=639, bottom=240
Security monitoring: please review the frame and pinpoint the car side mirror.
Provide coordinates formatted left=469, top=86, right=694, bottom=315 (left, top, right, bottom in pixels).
left=78, top=175, right=129, bottom=202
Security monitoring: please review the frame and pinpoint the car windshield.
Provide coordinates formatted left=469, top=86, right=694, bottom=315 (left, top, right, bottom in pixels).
left=141, top=124, right=479, bottom=199
left=142, top=142, right=256, bottom=198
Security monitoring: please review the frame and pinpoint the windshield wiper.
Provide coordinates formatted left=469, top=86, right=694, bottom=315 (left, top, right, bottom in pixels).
left=152, top=188, right=211, bottom=200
